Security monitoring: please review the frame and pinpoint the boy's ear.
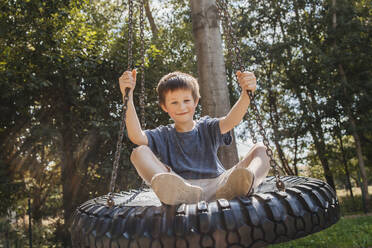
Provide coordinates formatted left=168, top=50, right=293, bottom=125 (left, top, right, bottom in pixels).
left=195, top=97, right=200, bottom=106
left=160, top=103, right=168, bottom=113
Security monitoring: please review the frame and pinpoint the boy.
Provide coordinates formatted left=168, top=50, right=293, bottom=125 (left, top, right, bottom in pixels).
left=119, top=70, right=270, bottom=205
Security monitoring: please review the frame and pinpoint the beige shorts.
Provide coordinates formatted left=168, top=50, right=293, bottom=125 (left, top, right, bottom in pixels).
left=166, top=165, right=250, bottom=202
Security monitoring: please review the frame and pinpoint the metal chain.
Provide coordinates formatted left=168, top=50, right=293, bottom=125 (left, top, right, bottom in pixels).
left=132, top=0, right=148, bottom=202
left=127, top=0, right=134, bottom=70
left=216, top=1, right=235, bottom=72
left=248, top=91, right=284, bottom=190
left=216, top=0, right=257, bottom=144
left=107, top=0, right=135, bottom=207
left=139, top=0, right=146, bottom=129
left=216, top=0, right=284, bottom=191
left=246, top=118, right=257, bottom=144
left=216, top=0, right=244, bottom=72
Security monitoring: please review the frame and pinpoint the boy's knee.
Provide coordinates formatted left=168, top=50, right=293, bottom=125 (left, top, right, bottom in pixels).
left=253, top=142, right=267, bottom=155
left=254, top=143, right=271, bottom=169
left=131, top=145, right=150, bottom=162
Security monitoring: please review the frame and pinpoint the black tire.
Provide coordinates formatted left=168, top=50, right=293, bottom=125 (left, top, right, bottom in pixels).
left=70, top=176, right=340, bottom=247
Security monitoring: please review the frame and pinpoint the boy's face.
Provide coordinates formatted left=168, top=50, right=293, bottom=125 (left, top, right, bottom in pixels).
left=160, top=89, right=199, bottom=124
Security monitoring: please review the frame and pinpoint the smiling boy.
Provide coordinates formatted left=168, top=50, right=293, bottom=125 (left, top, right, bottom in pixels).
left=119, top=70, right=270, bottom=205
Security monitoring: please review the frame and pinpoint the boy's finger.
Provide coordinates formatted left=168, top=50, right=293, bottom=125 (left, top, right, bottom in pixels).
left=123, top=70, right=131, bottom=75
left=131, top=69, right=137, bottom=83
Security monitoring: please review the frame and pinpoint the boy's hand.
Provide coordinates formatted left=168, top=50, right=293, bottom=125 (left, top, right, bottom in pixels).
left=236, top=71, right=256, bottom=96
left=119, top=69, right=137, bottom=97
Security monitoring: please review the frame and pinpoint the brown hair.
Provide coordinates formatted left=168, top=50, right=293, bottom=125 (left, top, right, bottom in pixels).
left=156, top=71, right=200, bottom=106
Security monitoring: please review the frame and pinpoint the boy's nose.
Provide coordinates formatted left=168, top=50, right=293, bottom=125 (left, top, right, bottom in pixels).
left=180, top=102, right=186, bottom=110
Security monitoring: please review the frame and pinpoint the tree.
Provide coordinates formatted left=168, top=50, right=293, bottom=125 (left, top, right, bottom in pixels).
left=327, top=0, right=371, bottom=211
left=190, top=0, right=239, bottom=168
left=0, top=0, right=128, bottom=244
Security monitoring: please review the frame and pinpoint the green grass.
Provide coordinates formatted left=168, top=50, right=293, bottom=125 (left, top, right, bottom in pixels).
left=269, top=215, right=372, bottom=248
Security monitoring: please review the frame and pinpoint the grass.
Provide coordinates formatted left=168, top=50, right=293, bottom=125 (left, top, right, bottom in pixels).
left=268, top=186, right=372, bottom=248
left=269, top=215, right=372, bottom=248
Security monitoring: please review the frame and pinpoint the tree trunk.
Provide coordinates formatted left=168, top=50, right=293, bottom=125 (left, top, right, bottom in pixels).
left=61, top=127, right=75, bottom=247
left=343, top=151, right=354, bottom=199
left=267, top=89, right=294, bottom=175
left=60, top=103, right=82, bottom=246
left=143, top=0, right=158, bottom=39
left=336, top=120, right=354, bottom=199
left=295, top=90, right=336, bottom=190
left=349, top=115, right=369, bottom=212
left=308, top=91, right=336, bottom=191
left=293, top=135, right=299, bottom=176
left=190, top=0, right=238, bottom=169
left=338, top=65, right=369, bottom=211
left=310, top=128, right=336, bottom=190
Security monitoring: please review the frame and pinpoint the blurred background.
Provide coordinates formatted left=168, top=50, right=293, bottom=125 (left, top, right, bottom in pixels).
left=0, top=0, right=371, bottom=247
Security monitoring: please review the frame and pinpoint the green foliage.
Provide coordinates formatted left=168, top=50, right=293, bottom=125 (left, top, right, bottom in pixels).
left=0, top=0, right=200, bottom=244
left=0, top=216, right=62, bottom=247
left=0, top=0, right=371, bottom=245
left=232, top=0, right=372, bottom=189
left=0, top=162, right=25, bottom=216
left=339, top=194, right=372, bottom=216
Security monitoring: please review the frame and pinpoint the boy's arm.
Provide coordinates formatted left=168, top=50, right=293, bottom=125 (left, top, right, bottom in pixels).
left=219, top=71, right=256, bottom=134
left=119, top=70, right=148, bottom=146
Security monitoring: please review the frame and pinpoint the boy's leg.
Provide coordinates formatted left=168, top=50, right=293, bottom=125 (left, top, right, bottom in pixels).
left=215, top=167, right=254, bottom=200
left=215, top=143, right=270, bottom=200
left=235, top=143, right=270, bottom=188
left=130, top=145, right=169, bottom=184
left=130, top=145, right=202, bottom=205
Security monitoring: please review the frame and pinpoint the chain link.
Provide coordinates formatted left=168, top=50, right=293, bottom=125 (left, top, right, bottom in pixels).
left=216, top=0, right=257, bottom=144
left=216, top=0, right=244, bottom=72
left=107, top=0, right=136, bottom=207
left=216, top=0, right=285, bottom=191
left=139, top=0, right=146, bottom=129
left=108, top=92, right=131, bottom=207
left=216, top=1, right=235, bottom=71
left=127, top=0, right=133, bottom=70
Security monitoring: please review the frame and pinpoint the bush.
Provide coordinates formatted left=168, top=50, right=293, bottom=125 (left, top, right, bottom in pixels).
left=339, top=194, right=371, bottom=215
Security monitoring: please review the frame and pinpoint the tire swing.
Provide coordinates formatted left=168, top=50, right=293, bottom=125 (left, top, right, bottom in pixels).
left=70, top=0, right=340, bottom=247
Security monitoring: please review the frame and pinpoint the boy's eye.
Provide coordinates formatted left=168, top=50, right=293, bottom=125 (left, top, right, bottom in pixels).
left=171, top=101, right=177, bottom=105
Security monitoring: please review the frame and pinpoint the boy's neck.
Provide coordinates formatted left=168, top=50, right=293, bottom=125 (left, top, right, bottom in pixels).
left=174, top=120, right=196, bottom=133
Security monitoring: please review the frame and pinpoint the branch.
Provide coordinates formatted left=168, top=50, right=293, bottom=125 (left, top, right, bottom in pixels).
left=144, top=0, right=158, bottom=39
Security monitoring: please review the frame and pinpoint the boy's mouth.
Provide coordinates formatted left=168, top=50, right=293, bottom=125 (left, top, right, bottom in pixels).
left=177, top=112, right=189, bottom=115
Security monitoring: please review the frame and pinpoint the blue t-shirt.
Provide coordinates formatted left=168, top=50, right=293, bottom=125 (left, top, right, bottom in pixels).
left=144, top=116, right=232, bottom=179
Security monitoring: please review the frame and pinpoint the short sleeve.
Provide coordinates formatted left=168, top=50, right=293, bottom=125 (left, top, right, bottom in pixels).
left=144, top=127, right=166, bottom=156
left=203, top=116, right=232, bottom=147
